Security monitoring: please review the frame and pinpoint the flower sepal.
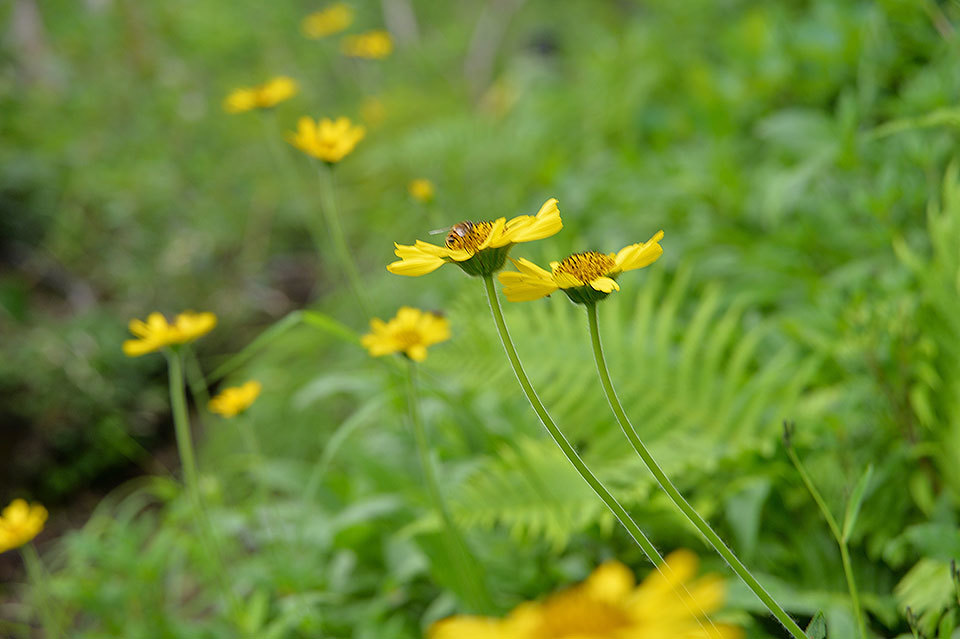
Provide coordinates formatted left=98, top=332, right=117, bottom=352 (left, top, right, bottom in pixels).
left=561, top=282, right=615, bottom=305
left=454, top=245, right=512, bottom=277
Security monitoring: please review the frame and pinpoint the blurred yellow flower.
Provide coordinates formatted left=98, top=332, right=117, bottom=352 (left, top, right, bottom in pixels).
left=361, top=307, right=450, bottom=362
left=301, top=3, right=354, bottom=38
left=341, top=30, right=393, bottom=59
left=223, top=76, right=298, bottom=113
left=0, top=499, right=48, bottom=554
left=430, top=550, right=742, bottom=639
left=209, top=381, right=262, bottom=418
left=123, top=311, right=218, bottom=357
left=287, top=116, right=366, bottom=164
left=387, top=198, right=562, bottom=278
left=408, top=178, right=435, bottom=203
left=498, top=230, right=664, bottom=304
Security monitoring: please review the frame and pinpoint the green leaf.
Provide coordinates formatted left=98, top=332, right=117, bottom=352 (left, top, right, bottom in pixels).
left=842, top=464, right=874, bottom=542
left=806, top=611, right=827, bottom=639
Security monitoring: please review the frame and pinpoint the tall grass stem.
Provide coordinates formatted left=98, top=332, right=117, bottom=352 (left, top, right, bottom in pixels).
left=317, top=164, right=371, bottom=317
left=785, top=444, right=867, bottom=639
left=404, top=359, right=493, bottom=613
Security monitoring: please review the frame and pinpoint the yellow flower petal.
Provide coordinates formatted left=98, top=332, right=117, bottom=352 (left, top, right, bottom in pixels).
left=583, top=560, right=636, bottom=603
left=498, top=198, right=562, bottom=246
left=301, top=3, right=354, bottom=38
left=589, top=276, right=620, bottom=293
left=613, top=230, right=665, bottom=272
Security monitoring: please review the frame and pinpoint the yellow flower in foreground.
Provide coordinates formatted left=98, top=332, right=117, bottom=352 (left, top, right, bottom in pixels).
left=123, top=311, right=218, bottom=357
left=341, top=30, right=393, bottom=59
left=498, top=230, right=664, bottom=305
left=209, top=381, right=262, bottom=418
left=0, top=499, right=48, bottom=554
left=408, top=178, right=435, bottom=203
left=430, top=550, right=742, bottom=639
left=361, top=307, right=450, bottom=362
left=287, top=116, right=366, bottom=163
left=387, top=198, right=562, bottom=278
left=223, top=76, right=298, bottom=113
left=301, top=3, right=354, bottom=38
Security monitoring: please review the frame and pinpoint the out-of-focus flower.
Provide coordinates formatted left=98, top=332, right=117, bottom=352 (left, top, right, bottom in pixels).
left=301, top=3, right=354, bottom=38
left=287, top=116, right=365, bottom=164
left=223, top=77, right=298, bottom=113
left=361, top=307, right=450, bottom=362
left=430, top=550, right=742, bottom=639
left=408, top=179, right=435, bottom=203
left=0, top=499, right=48, bottom=554
left=387, top=198, right=561, bottom=278
left=123, top=311, right=218, bottom=357
left=209, top=381, right=262, bottom=418
left=341, top=30, right=393, bottom=59
left=498, top=230, right=664, bottom=305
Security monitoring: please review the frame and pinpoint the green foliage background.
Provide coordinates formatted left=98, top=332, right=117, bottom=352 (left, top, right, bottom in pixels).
left=2, top=0, right=960, bottom=637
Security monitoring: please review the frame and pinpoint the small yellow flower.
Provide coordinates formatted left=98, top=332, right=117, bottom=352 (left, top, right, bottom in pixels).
left=209, top=381, right=262, bottom=418
left=498, top=230, right=664, bottom=304
left=287, top=116, right=366, bottom=164
left=301, top=3, right=354, bottom=38
left=387, top=198, right=562, bottom=278
left=0, top=499, right=48, bottom=554
left=341, top=30, right=393, bottom=59
left=361, top=307, right=450, bottom=362
left=123, top=311, right=218, bottom=357
left=430, top=550, right=742, bottom=639
left=223, top=76, right=298, bottom=113
left=408, top=178, right=435, bottom=203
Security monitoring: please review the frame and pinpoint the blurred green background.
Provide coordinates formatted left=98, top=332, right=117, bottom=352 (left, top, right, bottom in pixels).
left=2, top=0, right=960, bottom=636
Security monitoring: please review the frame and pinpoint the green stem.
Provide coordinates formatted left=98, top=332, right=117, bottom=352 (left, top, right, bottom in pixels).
left=480, top=276, right=663, bottom=565
left=786, top=446, right=867, bottom=639
left=21, top=543, right=58, bottom=638
left=318, top=164, right=372, bottom=317
left=166, top=350, right=245, bottom=629
left=586, top=303, right=806, bottom=639
left=405, top=360, right=493, bottom=613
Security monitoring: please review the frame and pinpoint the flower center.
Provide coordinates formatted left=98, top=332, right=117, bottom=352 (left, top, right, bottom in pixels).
left=536, top=592, right=632, bottom=637
left=553, top=251, right=616, bottom=284
left=445, top=221, right=494, bottom=254
left=392, top=329, right=424, bottom=349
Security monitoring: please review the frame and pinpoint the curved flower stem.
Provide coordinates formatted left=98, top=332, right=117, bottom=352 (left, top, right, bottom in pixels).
left=586, top=302, right=806, bottom=639
left=405, top=359, right=494, bottom=613
left=480, top=275, right=663, bottom=565
left=785, top=443, right=867, bottom=639
left=21, top=543, right=58, bottom=638
left=317, top=164, right=372, bottom=317
left=166, top=350, right=245, bottom=629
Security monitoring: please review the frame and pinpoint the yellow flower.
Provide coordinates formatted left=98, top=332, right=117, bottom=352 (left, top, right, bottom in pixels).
left=387, top=198, right=562, bottom=278
left=287, top=116, right=366, bottom=164
left=223, top=76, right=298, bottom=113
left=430, top=550, right=742, bottom=639
left=301, top=3, right=354, bottom=38
left=361, top=307, right=450, bottom=362
left=209, top=381, right=262, bottom=418
left=408, top=178, right=435, bottom=203
left=498, top=230, right=664, bottom=304
left=123, top=311, right=218, bottom=357
left=0, top=499, right=48, bottom=554
left=341, top=30, right=393, bottom=59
